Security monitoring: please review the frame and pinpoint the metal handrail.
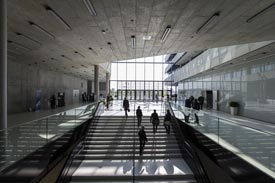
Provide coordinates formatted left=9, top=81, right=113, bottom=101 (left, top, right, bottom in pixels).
left=57, top=102, right=103, bottom=183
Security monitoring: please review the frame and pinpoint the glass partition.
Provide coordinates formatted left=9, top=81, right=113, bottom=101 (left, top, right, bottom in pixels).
left=0, top=102, right=98, bottom=171
left=170, top=102, right=275, bottom=179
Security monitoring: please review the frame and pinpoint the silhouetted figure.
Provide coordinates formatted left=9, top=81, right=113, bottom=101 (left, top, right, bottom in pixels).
left=82, top=92, right=87, bottom=102
left=138, top=126, right=148, bottom=155
left=167, top=94, right=170, bottom=101
left=136, top=106, right=142, bottom=126
left=189, top=96, right=194, bottom=107
left=164, top=110, right=172, bottom=134
left=50, top=95, right=56, bottom=109
left=193, top=99, right=200, bottom=111
left=184, top=113, right=190, bottom=123
left=185, top=99, right=191, bottom=108
left=106, top=94, right=110, bottom=110
left=193, top=99, right=200, bottom=124
left=150, top=110, right=159, bottom=134
left=123, top=97, right=130, bottom=117
left=174, top=94, right=177, bottom=103
left=198, top=96, right=204, bottom=110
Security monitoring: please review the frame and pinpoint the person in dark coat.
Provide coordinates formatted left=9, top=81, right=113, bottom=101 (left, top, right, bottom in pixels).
left=106, top=94, right=110, bottom=110
left=189, top=96, right=194, bottom=107
left=136, top=106, right=143, bottom=126
left=123, top=97, right=130, bottom=117
left=50, top=94, right=56, bottom=109
left=193, top=99, right=200, bottom=124
left=198, top=96, right=204, bottom=110
left=150, top=110, right=159, bottom=134
left=164, top=109, right=172, bottom=134
left=185, top=99, right=191, bottom=108
left=138, top=126, right=148, bottom=155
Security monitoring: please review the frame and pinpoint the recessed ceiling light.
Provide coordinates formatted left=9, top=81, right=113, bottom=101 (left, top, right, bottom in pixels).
left=143, top=35, right=151, bottom=41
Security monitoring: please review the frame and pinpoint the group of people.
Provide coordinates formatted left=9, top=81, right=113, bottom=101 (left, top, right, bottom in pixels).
left=184, top=95, right=204, bottom=124
left=122, top=97, right=172, bottom=155
left=185, top=95, right=204, bottom=110
left=138, top=109, right=172, bottom=155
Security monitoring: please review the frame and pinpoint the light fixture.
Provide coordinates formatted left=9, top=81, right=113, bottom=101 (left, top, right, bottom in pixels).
left=8, top=40, right=31, bottom=51
left=15, top=32, right=42, bottom=45
left=196, top=12, right=220, bottom=34
left=28, top=21, right=55, bottom=39
left=246, top=2, right=275, bottom=23
left=83, top=0, right=97, bottom=16
left=44, top=5, right=72, bottom=30
left=74, top=51, right=85, bottom=58
left=131, top=35, right=136, bottom=49
left=160, top=25, right=171, bottom=42
left=61, top=54, right=72, bottom=61
left=143, top=35, right=151, bottom=41
left=88, top=47, right=97, bottom=55
left=107, top=42, right=114, bottom=52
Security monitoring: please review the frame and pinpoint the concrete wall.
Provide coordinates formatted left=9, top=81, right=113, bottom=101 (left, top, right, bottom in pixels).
left=8, top=60, right=87, bottom=114
left=178, top=54, right=275, bottom=124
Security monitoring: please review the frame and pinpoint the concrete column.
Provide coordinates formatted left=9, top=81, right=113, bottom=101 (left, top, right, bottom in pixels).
left=106, top=72, right=110, bottom=96
left=94, top=65, right=99, bottom=101
left=0, top=0, right=7, bottom=129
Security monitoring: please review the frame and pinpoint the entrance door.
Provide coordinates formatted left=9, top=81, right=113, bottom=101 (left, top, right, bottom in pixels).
left=206, top=90, right=219, bottom=110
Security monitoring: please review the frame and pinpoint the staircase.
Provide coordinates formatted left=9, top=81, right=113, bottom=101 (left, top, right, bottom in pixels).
left=69, top=115, right=197, bottom=183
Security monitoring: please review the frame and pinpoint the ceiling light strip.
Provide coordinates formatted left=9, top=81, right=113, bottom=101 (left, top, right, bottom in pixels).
left=88, top=47, right=97, bottom=55
left=8, top=40, right=31, bottom=51
left=107, top=42, right=114, bottom=52
left=15, top=32, right=42, bottom=45
left=83, top=0, right=97, bottom=16
left=131, top=35, right=136, bottom=49
left=246, top=2, right=275, bottom=23
left=74, top=51, right=85, bottom=58
left=28, top=21, right=55, bottom=39
left=196, top=12, right=220, bottom=34
left=61, top=55, right=72, bottom=61
left=160, top=25, right=171, bottom=42
left=44, top=5, right=72, bottom=30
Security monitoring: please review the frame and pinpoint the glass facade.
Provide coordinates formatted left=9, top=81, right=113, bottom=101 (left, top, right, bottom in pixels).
left=110, top=55, right=172, bottom=100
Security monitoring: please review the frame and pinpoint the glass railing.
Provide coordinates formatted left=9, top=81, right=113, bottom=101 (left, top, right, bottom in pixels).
left=170, top=102, right=275, bottom=179
left=0, top=102, right=98, bottom=172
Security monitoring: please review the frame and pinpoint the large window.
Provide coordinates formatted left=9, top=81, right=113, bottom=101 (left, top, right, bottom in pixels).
left=110, top=55, right=172, bottom=100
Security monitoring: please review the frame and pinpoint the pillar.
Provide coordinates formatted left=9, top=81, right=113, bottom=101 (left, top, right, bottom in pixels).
left=106, top=72, right=110, bottom=96
left=94, top=65, right=99, bottom=101
left=0, top=0, right=7, bottom=129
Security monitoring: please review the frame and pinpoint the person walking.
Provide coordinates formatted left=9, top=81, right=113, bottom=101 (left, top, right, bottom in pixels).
left=150, top=109, right=159, bottom=134
left=106, top=94, right=110, bottom=110
left=123, top=97, right=130, bottom=117
left=164, top=109, right=172, bottom=134
left=138, top=126, right=148, bottom=155
left=136, top=106, right=143, bottom=126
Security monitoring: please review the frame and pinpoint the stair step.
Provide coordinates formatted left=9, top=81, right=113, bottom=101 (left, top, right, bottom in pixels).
left=71, top=174, right=195, bottom=182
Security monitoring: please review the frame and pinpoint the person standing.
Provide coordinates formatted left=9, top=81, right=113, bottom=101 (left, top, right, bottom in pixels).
left=150, top=109, right=159, bottom=134
left=123, top=97, right=129, bottom=117
left=136, top=106, right=142, bottom=126
left=164, top=109, right=172, bottom=134
left=198, top=95, right=204, bottom=110
left=138, top=126, right=147, bottom=155
left=193, top=99, right=200, bottom=124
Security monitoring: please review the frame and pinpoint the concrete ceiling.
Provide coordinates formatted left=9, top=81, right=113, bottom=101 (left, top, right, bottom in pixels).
left=7, top=0, right=275, bottom=80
